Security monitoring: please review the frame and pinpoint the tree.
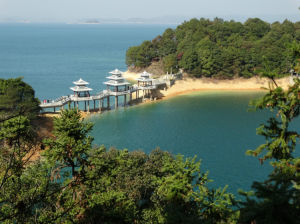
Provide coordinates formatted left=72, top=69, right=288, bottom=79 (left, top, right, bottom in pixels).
left=244, top=18, right=271, bottom=39
left=0, top=78, right=40, bottom=122
left=238, top=70, right=300, bottom=223
left=82, top=147, right=236, bottom=224
left=179, top=49, right=201, bottom=75
left=44, top=109, right=93, bottom=178
left=42, top=109, right=94, bottom=222
left=0, top=115, right=60, bottom=223
left=126, top=46, right=140, bottom=67
left=163, top=54, right=178, bottom=73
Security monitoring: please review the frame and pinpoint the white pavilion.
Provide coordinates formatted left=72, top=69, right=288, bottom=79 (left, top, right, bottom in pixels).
left=103, top=69, right=130, bottom=108
left=136, top=71, right=156, bottom=100
left=70, top=78, right=93, bottom=97
left=70, top=78, right=93, bottom=111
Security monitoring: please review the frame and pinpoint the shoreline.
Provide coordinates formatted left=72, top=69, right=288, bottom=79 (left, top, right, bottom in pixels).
left=159, top=88, right=267, bottom=101
left=123, top=71, right=290, bottom=95
left=42, top=73, right=291, bottom=119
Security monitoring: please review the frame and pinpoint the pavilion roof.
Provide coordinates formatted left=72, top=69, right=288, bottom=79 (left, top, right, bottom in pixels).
left=70, top=86, right=93, bottom=92
left=140, top=71, right=153, bottom=78
left=136, top=77, right=155, bottom=82
left=73, top=78, right=89, bottom=86
left=106, top=75, right=125, bottom=80
left=103, top=80, right=130, bottom=86
left=109, top=69, right=123, bottom=76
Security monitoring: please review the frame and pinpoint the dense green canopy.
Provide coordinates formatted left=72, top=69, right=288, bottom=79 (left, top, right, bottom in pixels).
left=126, top=18, right=300, bottom=78
left=0, top=78, right=40, bottom=121
left=0, top=108, right=236, bottom=223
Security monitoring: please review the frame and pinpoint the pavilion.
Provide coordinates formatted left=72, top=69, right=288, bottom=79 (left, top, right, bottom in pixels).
left=136, top=71, right=156, bottom=100
left=103, top=69, right=130, bottom=108
left=70, top=78, right=93, bottom=112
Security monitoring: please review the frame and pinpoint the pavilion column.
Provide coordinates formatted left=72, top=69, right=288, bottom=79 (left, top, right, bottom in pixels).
left=93, top=100, right=96, bottom=111
left=137, top=90, right=139, bottom=99
left=143, top=90, right=145, bottom=101
left=76, top=101, right=79, bottom=112
left=130, top=93, right=132, bottom=102
left=99, top=99, right=102, bottom=113
left=87, top=101, right=90, bottom=113
left=115, top=96, right=118, bottom=109
left=124, top=94, right=127, bottom=106
left=54, top=107, right=56, bottom=113
left=107, top=96, right=110, bottom=109
left=84, top=101, right=87, bottom=112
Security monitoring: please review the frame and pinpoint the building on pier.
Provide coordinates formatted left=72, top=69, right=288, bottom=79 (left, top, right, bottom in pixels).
left=70, top=78, right=93, bottom=112
left=39, top=69, right=166, bottom=114
left=70, top=78, right=92, bottom=97
left=136, top=71, right=156, bottom=100
left=103, top=69, right=130, bottom=108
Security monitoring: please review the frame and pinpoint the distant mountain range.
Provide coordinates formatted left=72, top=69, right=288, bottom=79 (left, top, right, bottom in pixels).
left=74, top=14, right=300, bottom=24
left=0, top=14, right=299, bottom=24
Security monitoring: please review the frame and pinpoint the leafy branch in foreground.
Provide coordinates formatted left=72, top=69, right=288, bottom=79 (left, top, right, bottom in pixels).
left=247, top=79, right=300, bottom=179
left=239, top=76, right=300, bottom=223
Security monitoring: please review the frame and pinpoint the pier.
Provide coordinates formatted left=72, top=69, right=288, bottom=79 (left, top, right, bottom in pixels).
left=40, top=69, right=168, bottom=113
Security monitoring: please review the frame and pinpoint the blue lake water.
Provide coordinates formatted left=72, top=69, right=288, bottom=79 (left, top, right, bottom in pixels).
left=0, top=23, right=170, bottom=100
left=0, top=24, right=296, bottom=195
left=88, top=91, right=273, bottom=193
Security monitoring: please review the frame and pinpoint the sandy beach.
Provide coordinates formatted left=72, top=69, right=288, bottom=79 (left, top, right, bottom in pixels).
left=123, top=71, right=291, bottom=98
left=123, top=71, right=141, bottom=80
left=160, top=76, right=290, bottom=98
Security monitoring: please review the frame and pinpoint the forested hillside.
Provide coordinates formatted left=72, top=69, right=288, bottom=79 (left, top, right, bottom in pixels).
left=126, top=18, right=300, bottom=78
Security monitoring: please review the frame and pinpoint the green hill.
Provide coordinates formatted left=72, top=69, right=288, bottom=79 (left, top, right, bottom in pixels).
left=126, top=18, right=300, bottom=79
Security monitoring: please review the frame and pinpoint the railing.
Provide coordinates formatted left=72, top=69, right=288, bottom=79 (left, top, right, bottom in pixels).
left=40, top=96, right=71, bottom=108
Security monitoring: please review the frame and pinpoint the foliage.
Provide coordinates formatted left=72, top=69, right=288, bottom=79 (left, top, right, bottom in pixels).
left=239, top=69, right=300, bottom=222
left=0, top=115, right=60, bottom=223
left=163, top=54, right=178, bottom=73
left=44, top=109, right=93, bottom=178
left=83, top=148, right=236, bottom=223
left=0, top=78, right=40, bottom=121
left=126, top=18, right=300, bottom=78
left=247, top=79, right=300, bottom=183
left=239, top=173, right=300, bottom=224
left=42, top=109, right=95, bottom=222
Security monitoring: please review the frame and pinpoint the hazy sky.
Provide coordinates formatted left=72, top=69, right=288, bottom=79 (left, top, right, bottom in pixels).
left=0, top=0, right=299, bottom=22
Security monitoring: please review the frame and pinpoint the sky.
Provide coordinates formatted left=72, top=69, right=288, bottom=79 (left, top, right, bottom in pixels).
left=0, top=0, right=299, bottom=23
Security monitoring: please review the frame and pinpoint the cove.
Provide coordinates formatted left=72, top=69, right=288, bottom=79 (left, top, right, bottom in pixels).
left=89, top=91, right=274, bottom=194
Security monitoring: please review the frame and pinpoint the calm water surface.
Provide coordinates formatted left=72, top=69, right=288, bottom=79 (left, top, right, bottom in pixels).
left=89, top=91, right=274, bottom=193
left=0, top=23, right=170, bottom=99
